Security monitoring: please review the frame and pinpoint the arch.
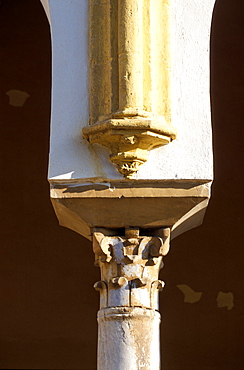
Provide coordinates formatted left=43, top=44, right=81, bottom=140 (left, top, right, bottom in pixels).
left=40, top=0, right=50, bottom=23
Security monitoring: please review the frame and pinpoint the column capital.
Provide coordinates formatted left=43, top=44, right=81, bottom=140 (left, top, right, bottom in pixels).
left=93, top=227, right=170, bottom=310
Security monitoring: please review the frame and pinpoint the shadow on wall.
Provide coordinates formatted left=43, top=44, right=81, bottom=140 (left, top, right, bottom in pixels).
left=0, top=0, right=243, bottom=369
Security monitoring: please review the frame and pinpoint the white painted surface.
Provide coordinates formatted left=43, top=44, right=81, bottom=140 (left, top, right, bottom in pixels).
left=141, top=0, right=215, bottom=180
left=46, top=0, right=215, bottom=181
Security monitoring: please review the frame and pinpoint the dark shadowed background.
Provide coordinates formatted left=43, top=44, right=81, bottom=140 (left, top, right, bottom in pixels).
left=0, top=0, right=243, bottom=369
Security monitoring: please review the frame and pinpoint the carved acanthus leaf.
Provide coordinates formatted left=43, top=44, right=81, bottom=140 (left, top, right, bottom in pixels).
left=93, top=228, right=170, bottom=309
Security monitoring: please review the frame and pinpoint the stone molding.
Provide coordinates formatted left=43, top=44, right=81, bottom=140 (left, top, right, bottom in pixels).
left=83, top=0, right=177, bottom=177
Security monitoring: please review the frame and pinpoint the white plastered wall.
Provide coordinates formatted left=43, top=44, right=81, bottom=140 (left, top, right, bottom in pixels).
left=42, top=0, right=215, bottom=182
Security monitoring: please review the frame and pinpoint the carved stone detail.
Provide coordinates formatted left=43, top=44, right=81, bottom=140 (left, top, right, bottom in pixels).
left=83, top=0, right=177, bottom=177
left=114, top=159, right=144, bottom=178
left=93, top=227, right=170, bottom=310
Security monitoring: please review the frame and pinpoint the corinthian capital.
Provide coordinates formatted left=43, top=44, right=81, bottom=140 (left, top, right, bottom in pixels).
left=93, top=228, right=170, bottom=310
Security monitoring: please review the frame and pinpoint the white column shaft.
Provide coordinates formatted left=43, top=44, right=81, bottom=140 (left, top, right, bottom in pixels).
left=97, top=307, right=161, bottom=370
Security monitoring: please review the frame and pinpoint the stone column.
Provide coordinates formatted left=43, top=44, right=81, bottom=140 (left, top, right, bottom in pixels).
left=93, top=228, right=170, bottom=370
left=40, top=0, right=215, bottom=369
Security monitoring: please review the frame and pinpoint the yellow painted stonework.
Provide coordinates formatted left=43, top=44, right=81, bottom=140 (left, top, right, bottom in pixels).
left=83, top=0, right=176, bottom=177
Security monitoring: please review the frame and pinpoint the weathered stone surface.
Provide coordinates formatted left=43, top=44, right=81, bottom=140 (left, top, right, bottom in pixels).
left=50, top=180, right=211, bottom=241
left=93, top=228, right=169, bottom=310
left=94, top=228, right=168, bottom=370
left=85, top=1, right=175, bottom=177
left=97, top=307, right=161, bottom=370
